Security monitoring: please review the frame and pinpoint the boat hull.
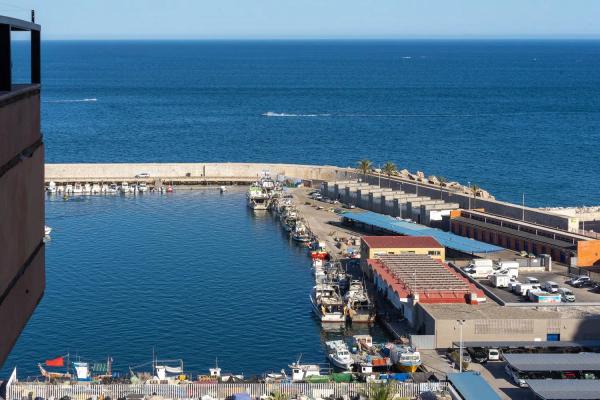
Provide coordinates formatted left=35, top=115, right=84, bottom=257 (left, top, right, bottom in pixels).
left=328, top=355, right=353, bottom=370
left=310, top=292, right=345, bottom=323
left=396, top=364, right=420, bottom=373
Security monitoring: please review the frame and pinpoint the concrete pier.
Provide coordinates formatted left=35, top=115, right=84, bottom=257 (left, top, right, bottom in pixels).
left=45, top=163, right=348, bottom=186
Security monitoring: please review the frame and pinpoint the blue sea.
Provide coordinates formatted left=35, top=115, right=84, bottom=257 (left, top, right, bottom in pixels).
left=5, top=40, right=600, bottom=377
left=11, top=40, right=600, bottom=206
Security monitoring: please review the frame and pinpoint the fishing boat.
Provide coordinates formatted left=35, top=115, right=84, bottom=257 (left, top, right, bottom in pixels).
left=220, top=185, right=227, bottom=193
left=325, top=340, right=354, bottom=370
left=387, top=343, right=421, bottom=373
left=247, top=184, right=269, bottom=210
left=310, top=283, right=345, bottom=323
left=138, top=182, right=148, bottom=193
left=101, top=183, right=110, bottom=193
left=73, top=183, right=83, bottom=194
left=83, top=183, right=92, bottom=194
left=291, top=220, right=311, bottom=242
left=344, top=281, right=375, bottom=323
left=108, top=183, right=119, bottom=194
left=289, top=359, right=324, bottom=382
left=45, top=225, right=52, bottom=236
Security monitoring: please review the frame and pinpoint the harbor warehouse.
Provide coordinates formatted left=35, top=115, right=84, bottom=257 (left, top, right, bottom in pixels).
left=361, top=236, right=445, bottom=262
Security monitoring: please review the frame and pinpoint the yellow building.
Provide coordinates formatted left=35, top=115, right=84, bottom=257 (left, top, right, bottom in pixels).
left=360, top=236, right=445, bottom=262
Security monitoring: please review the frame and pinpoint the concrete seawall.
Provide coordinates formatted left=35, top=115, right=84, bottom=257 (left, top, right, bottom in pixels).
left=45, top=162, right=353, bottom=183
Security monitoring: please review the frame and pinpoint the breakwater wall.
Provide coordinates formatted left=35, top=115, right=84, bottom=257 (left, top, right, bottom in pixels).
left=45, top=163, right=351, bottom=185
left=7, top=382, right=448, bottom=400
left=45, top=162, right=577, bottom=232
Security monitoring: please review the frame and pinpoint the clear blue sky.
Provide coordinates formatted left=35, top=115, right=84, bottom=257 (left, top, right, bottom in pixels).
left=2, top=0, right=600, bottom=39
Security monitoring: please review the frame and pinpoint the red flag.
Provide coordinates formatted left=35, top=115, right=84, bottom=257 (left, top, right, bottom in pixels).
left=46, top=356, right=64, bottom=367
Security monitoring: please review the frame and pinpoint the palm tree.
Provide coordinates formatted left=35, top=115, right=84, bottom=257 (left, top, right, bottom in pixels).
left=361, top=382, right=396, bottom=400
left=382, top=161, right=397, bottom=188
left=356, top=159, right=373, bottom=182
left=437, top=176, right=447, bottom=199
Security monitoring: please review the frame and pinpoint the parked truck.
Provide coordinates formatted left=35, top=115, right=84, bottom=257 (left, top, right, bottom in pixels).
left=515, top=282, right=541, bottom=296
left=465, top=259, right=494, bottom=279
left=490, top=274, right=511, bottom=288
left=528, top=290, right=562, bottom=304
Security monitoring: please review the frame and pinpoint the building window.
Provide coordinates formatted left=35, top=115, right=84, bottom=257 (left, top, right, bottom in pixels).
left=428, top=250, right=441, bottom=256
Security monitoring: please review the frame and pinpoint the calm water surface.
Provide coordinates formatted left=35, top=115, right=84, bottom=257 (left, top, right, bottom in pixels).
left=2, top=190, right=387, bottom=377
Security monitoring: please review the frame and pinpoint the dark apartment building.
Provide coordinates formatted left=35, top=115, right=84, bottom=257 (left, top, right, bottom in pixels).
left=0, top=15, right=44, bottom=367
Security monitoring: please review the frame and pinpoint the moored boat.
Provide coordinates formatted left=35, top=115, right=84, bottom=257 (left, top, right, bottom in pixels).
left=325, top=340, right=354, bottom=370
left=310, top=283, right=345, bottom=323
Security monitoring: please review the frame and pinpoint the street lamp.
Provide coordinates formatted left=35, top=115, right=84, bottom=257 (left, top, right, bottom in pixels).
left=458, top=319, right=466, bottom=372
left=467, top=181, right=471, bottom=210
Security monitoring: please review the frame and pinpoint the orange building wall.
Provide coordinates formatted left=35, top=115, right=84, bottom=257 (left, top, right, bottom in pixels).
left=577, top=240, right=600, bottom=267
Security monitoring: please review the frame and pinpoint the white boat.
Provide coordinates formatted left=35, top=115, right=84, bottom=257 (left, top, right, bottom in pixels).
left=289, top=361, right=322, bottom=382
left=138, top=182, right=148, bottom=193
left=56, top=185, right=65, bottom=194
left=325, top=340, right=354, bottom=370
left=247, top=184, right=269, bottom=210
left=101, top=183, right=109, bottom=193
left=91, top=183, right=101, bottom=194
left=65, top=184, right=73, bottom=194
left=73, top=183, right=83, bottom=194
left=120, top=182, right=129, bottom=194
left=310, top=283, right=345, bottom=323
left=220, top=186, right=227, bottom=193
left=345, top=281, right=375, bottom=323
left=83, top=183, right=92, bottom=194
left=108, top=183, right=118, bottom=194
left=44, top=225, right=52, bottom=236
left=47, top=181, right=56, bottom=194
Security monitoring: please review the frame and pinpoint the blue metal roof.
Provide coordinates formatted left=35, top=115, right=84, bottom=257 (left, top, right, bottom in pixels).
left=447, top=372, right=501, bottom=400
left=342, top=211, right=502, bottom=254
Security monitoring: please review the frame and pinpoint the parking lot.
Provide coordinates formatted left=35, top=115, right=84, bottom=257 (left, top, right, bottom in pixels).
left=478, top=271, right=600, bottom=304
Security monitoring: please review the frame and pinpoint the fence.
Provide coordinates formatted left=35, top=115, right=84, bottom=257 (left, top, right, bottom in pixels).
left=7, top=382, right=447, bottom=400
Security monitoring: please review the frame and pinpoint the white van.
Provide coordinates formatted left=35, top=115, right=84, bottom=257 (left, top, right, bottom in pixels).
left=490, top=274, right=511, bottom=288
left=515, top=283, right=541, bottom=296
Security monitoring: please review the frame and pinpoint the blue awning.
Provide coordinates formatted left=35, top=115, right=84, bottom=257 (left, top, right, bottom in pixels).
left=447, top=372, right=501, bottom=400
left=342, top=211, right=502, bottom=254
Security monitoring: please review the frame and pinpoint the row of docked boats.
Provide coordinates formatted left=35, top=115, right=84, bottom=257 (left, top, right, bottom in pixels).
left=246, top=173, right=282, bottom=210
left=46, top=181, right=174, bottom=195
left=28, top=338, right=421, bottom=385
left=311, top=259, right=375, bottom=324
left=322, top=335, right=422, bottom=375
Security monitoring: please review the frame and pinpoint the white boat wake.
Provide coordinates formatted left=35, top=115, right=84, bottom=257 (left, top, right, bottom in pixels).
left=45, top=98, right=98, bottom=103
left=262, top=111, right=330, bottom=117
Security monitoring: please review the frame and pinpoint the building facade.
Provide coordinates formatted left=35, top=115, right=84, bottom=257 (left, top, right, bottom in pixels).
left=0, top=15, right=44, bottom=367
left=361, top=236, right=445, bottom=262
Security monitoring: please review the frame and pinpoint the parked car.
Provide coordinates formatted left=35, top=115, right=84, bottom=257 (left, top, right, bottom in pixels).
left=526, top=277, right=540, bottom=285
left=569, top=276, right=592, bottom=288
left=558, top=287, right=576, bottom=302
left=508, top=280, right=521, bottom=292
left=467, top=347, right=488, bottom=363
left=488, top=348, right=501, bottom=361
left=541, top=281, right=560, bottom=293
left=135, top=172, right=150, bottom=178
